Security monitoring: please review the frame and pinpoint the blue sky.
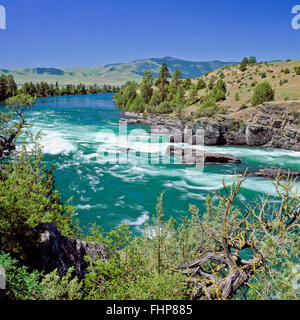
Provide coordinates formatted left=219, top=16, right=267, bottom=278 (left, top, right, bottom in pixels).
left=0, top=0, right=299, bottom=69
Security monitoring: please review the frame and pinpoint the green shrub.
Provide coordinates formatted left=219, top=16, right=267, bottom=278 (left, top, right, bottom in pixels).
left=155, top=101, right=174, bottom=114
left=142, top=111, right=148, bottom=119
left=196, top=78, right=206, bottom=90
left=294, top=66, right=300, bottom=75
left=196, top=97, right=226, bottom=117
left=128, top=95, right=145, bottom=113
left=0, top=252, right=42, bottom=300
left=40, top=268, right=82, bottom=300
left=0, top=144, right=78, bottom=255
left=149, top=90, right=162, bottom=107
left=261, top=72, right=267, bottom=78
left=212, top=79, right=227, bottom=95
left=186, top=84, right=199, bottom=105
left=215, top=89, right=226, bottom=102
left=251, top=81, right=275, bottom=106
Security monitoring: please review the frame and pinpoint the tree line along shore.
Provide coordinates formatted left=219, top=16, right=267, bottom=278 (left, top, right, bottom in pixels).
left=0, top=74, right=120, bottom=102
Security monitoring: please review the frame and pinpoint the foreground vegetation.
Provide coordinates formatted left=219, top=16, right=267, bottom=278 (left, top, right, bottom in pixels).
left=0, top=95, right=299, bottom=300
left=114, top=58, right=300, bottom=119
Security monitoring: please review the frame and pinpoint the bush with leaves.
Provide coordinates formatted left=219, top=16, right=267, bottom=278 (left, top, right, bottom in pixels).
left=82, top=196, right=188, bottom=300
left=0, top=139, right=78, bottom=255
left=149, top=90, right=162, bottom=107
left=40, top=268, right=82, bottom=300
left=113, top=81, right=138, bottom=111
left=215, top=89, right=226, bottom=102
left=251, top=81, right=275, bottom=106
left=186, top=84, right=199, bottom=106
left=0, top=252, right=42, bottom=300
left=196, top=78, right=206, bottom=90
left=155, top=101, right=175, bottom=114
left=196, top=96, right=226, bottom=117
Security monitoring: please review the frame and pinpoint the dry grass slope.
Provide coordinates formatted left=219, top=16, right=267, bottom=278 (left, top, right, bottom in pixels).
left=184, top=60, right=300, bottom=122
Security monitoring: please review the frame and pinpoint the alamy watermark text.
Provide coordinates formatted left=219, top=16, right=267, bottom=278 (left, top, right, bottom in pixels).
left=0, top=5, right=6, bottom=30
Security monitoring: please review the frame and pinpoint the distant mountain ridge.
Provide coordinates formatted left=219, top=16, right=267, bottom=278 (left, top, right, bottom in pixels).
left=0, top=57, right=238, bottom=86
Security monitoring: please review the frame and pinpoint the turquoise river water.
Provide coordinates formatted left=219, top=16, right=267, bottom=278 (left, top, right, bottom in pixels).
left=24, top=94, right=300, bottom=233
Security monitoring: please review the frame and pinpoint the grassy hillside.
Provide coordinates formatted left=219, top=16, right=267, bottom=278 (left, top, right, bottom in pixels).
left=0, top=57, right=236, bottom=86
left=186, top=59, right=300, bottom=120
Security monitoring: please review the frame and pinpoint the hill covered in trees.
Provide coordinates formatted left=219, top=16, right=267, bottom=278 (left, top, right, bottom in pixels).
left=114, top=58, right=300, bottom=121
left=0, top=57, right=237, bottom=87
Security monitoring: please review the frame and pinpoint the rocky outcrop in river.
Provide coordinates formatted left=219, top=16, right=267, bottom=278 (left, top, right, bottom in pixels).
left=165, top=146, right=241, bottom=165
left=246, top=166, right=300, bottom=178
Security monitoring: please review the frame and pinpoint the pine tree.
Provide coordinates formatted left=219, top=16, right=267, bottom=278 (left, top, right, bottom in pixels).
left=167, top=68, right=182, bottom=101
left=0, top=75, right=8, bottom=101
left=140, top=71, right=153, bottom=104
left=156, top=63, right=170, bottom=101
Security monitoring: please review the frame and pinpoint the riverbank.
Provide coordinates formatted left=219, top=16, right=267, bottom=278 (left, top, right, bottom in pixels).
left=121, top=101, right=300, bottom=152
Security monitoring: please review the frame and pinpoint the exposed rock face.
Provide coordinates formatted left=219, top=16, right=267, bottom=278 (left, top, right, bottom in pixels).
left=246, top=166, right=300, bottom=178
left=245, top=125, right=273, bottom=146
left=122, top=102, right=300, bottom=152
left=24, top=223, right=109, bottom=278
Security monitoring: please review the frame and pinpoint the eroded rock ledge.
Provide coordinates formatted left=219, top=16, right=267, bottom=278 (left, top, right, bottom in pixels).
left=120, top=102, right=300, bottom=151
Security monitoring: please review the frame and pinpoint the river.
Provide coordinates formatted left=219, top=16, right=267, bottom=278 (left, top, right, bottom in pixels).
left=26, top=93, right=300, bottom=233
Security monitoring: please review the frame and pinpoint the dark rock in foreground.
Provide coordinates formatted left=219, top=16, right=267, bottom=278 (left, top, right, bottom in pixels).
left=24, top=223, right=109, bottom=278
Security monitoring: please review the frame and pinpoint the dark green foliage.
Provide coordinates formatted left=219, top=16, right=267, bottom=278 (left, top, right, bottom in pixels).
left=212, top=79, right=227, bottom=94
left=208, top=76, right=217, bottom=90
left=0, top=145, right=78, bottom=254
left=261, top=72, right=267, bottom=78
left=0, top=74, right=18, bottom=101
left=186, top=84, right=199, bottom=105
left=156, top=63, right=171, bottom=101
left=239, top=56, right=257, bottom=72
left=215, top=89, right=226, bottom=102
left=128, top=95, right=145, bottom=113
left=182, top=78, right=192, bottom=90
left=240, top=58, right=249, bottom=72
left=172, top=86, right=186, bottom=107
left=167, top=68, right=182, bottom=101
left=196, top=78, right=206, bottom=90
left=251, top=81, right=275, bottom=106
left=155, top=101, right=175, bottom=114
left=149, top=90, right=162, bottom=107
left=0, top=74, right=119, bottom=102
left=249, top=56, right=257, bottom=65
left=114, top=82, right=138, bottom=110
left=294, top=66, right=300, bottom=75
left=196, top=96, right=226, bottom=117
left=0, top=252, right=42, bottom=300
left=140, top=71, right=154, bottom=104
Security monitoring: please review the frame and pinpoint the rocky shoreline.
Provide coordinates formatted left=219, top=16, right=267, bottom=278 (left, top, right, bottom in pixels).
left=120, top=102, right=300, bottom=152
